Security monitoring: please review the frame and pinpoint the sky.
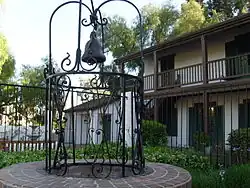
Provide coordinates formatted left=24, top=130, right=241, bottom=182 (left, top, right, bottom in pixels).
left=1, top=0, right=185, bottom=82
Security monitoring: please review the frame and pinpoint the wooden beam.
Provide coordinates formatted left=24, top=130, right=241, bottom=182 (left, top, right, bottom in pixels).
left=201, top=35, right=208, bottom=83
left=154, top=98, right=159, bottom=121
left=201, top=35, right=209, bottom=134
left=153, top=51, right=158, bottom=91
left=153, top=51, right=159, bottom=121
left=203, top=90, right=209, bottom=134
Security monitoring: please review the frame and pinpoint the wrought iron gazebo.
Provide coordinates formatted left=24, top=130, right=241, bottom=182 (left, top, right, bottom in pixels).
left=44, top=0, right=145, bottom=178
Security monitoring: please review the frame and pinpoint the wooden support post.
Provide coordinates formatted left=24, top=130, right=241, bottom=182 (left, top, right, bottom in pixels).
left=201, top=35, right=209, bottom=134
left=203, top=91, right=208, bottom=134
left=201, top=35, right=208, bottom=84
left=153, top=51, right=158, bottom=91
left=154, top=98, right=159, bottom=121
left=153, top=51, right=159, bottom=121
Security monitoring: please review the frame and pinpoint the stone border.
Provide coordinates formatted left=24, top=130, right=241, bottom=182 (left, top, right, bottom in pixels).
left=0, top=162, right=191, bottom=188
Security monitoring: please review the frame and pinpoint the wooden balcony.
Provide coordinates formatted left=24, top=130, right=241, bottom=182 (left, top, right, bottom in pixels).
left=144, top=53, right=250, bottom=91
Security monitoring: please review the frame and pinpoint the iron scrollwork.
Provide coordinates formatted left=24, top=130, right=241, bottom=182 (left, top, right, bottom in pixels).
left=53, top=120, right=68, bottom=176
left=52, top=75, right=71, bottom=176
left=132, top=80, right=144, bottom=175
left=46, top=0, right=145, bottom=179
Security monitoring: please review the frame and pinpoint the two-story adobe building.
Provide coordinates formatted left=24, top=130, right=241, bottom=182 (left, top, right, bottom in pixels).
left=115, top=13, right=250, bottom=149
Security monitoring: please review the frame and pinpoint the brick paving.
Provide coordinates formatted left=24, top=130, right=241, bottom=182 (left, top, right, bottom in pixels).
left=0, top=162, right=191, bottom=188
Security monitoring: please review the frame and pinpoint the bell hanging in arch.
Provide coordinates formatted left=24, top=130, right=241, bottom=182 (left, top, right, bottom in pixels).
left=82, top=31, right=106, bottom=65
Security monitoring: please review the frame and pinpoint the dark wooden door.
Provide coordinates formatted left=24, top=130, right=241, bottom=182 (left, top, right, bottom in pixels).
left=103, top=114, right=112, bottom=142
left=210, top=106, right=224, bottom=146
left=160, top=54, right=175, bottom=87
left=239, top=100, right=250, bottom=129
left=158, top=98, right=177, bottom=137
left=225, top=32, right=250, bottom=78
left=225, top=40, right=237, bottom=77
left=189, top=103, right=204, bottom=146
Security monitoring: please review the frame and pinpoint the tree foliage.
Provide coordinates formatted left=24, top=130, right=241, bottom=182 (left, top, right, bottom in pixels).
left=18, top=57, right=61, bottom=124
left=0, top=58, right=53, bottom=126
left=173, top=0, right=206, bottom=36
left=19, top=64, right=45, bottom=87
left=12, top=60, right=48, bottom=125
left=99, top=2, right=179, bottom=71
left=134, top=3, right=179, bottom=47
left=0, top=34, right=15, bottom=83
left=100, top=15, right=138, bottom=69
left=205, top=0, right=249, bottom=19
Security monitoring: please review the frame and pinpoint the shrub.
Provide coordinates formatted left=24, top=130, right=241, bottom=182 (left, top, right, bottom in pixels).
left=68, top=142, right=124, bottom=159
left=190, top=169, right=222, bottom=188
left=0, top=145, right=210, bottom=172
left=0, top=150, right=46, bottom=169
left=193, top=131, right=210, bottom=147
left=142, top=120, right=168, bottom=146
left=224, top=164, right=250, bottom=188
left=227, top=128, right=250, bottom=163
left=144, top=146, right=210, bottom=170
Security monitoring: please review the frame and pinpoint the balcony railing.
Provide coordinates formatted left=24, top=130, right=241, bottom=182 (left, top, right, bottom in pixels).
left=208, top=53, right=250, bottom=81
left=143, top=53, right=250, bottom=91
left=144, top=74, right=154, bottom=91
left=158, top=63, right=203, bottom=89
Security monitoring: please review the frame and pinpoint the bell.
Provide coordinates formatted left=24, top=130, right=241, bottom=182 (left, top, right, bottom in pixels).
left=82, top=31, right=106, bottom=65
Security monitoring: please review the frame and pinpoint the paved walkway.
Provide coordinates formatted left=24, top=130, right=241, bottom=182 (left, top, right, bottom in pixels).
left=0, top=162, right=191, bottom=188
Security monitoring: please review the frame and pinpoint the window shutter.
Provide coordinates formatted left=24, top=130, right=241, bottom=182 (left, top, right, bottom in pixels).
left=239, top=103, right=246, bottom=129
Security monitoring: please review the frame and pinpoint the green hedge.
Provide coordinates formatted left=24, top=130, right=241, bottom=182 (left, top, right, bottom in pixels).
left=191, top=164, right=250, bottom=188
left=144, top=146, right=210, bottom=170
left=227, top=128, right=250, bottom=163
left=224, top=164, right=250, bottom=188
left=191, top=169, right=222, bottom=188
left=0, top=150, right=46, bottom=169
left=142, top=120, right=168, bottom=146
left=0, top=145, right=208, bottom=170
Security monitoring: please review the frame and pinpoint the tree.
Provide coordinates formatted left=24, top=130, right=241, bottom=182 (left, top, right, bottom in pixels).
left=101, top=15, right=138, bottom=60
left=0, top=34, right=15, bottom=83
left=133, top=3, right=179, bottom=47
left=16, top=57, right=60, bottom=125
left=19, top=64, right=45, bottom=87
left=173, top=0, right=206, bottom=36
left=99, top=2, right=179, bottom=72
left=0, top=15, right=17, bottom=124
left=173, top=0, right=223, bottom=36
left=17, top=62, right=47, bottom=125
left=1, top=0, right=15, bottom=82
left=0, top=3, right=16, bottom=102
left=206, top=0, right=234, bottom=19
left=234, top=0, right=249, bottom=14
left=205, top=0, right=249, bottom=19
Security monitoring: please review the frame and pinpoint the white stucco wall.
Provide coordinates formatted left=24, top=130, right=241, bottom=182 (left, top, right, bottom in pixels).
left=65, top=100, right=119, bottom=145
left=173, top=92, right=249, bottom=148
left=64, top=92, right=137, bottom=147
left=143, top=39, right=227, bottom=87
left=122, top=91, right=137, bottom=147
left=144, top=54, right=154, bottom=76
left=143, top=25, right=250, bottom=88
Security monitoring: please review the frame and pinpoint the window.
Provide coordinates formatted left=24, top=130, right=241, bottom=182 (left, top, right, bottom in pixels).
left=225, top=32, right=250, bottom=78
left=158, top=98, right=177, bottom=136
left=239, top=99, right=250, bottom=129
left=189, top=102, right=224, bottom=146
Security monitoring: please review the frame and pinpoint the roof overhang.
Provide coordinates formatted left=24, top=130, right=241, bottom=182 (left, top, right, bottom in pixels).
left=115, top=13, right=250, bottom=64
